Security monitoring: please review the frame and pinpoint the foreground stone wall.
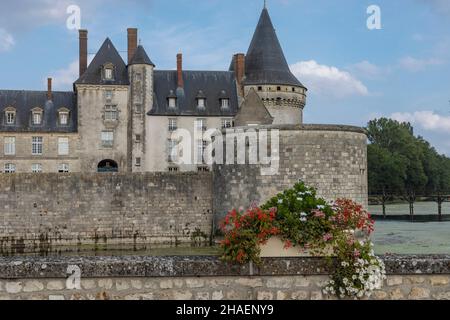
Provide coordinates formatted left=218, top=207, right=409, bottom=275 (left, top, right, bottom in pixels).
left=0, top=173, right=213, bottom=253
left=214, top=125, right=368, bottom=223
left=0, top=256, right=449, bottom=300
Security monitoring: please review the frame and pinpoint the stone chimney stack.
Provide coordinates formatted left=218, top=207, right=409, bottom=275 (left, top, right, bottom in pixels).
left=79, top=29, right=88, bottom=77
left=177, top=53, right=184, bottom=88
left=47, top=78, right=52, bottom=101
left=127, top=28, right=138, bottom=65
left=234, top=53, right=246, bottom=94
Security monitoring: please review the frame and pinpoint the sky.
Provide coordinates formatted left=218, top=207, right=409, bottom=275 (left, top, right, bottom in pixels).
left=0, top=0, right=449, bottom=155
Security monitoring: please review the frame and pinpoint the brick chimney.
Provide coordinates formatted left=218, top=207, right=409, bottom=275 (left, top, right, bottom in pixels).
left=79, top=29, right=88, bottom=77
left=47, top=78, right=52, bottom=101
left=127, top=28, right=138, bottom=64
left=234, top=53, right=245, bottom=93
left=177, top=53, right=184, bottom=88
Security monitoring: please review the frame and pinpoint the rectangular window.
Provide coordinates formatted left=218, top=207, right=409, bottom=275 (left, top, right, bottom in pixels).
left=168, top=166, right=179, bottom=172
left=101, top=131, right=114, bottom=148
left=135, top=134, right=141, bottom=143
left=221, top=99, right=230, bottom=109
left=4, top=137, right=15, bottom=155
left=105, top=68, right=113, bottom=80
left=59, top=112, right=69, bottom=125
left=33, top=112, right=42, bottom=125
left=168, top=98, right=177, bottom=108
left=169, top=119, right=178, bottom=132
left=222, top=119, right=233, bottom=129
left=58, top=137, right=69, bottom=156
left=135, top=157, right=141, bottom=167
left=105, top=90, right=113, bottom=102
left=135, top=73, right=142, bottom=81
left=4, top=163, right=16, bottom=173
left=197, top=166, right=210, bottom=172
left=32, top=136, right=43, bottom=155
left=196, top=119, right=207, bottom=132
left=58, top=164, right=69, bottom=173
left=197, top=98, right=205, bottom=108
left=31, top=164, right=42, bottom=173
left=168, top=139, right=178, bottom=163
left=196, top=139, right=208, bottom=164
left=104, top=105, right=118, bottom=121
left=6, top=111, right=15, bottom=125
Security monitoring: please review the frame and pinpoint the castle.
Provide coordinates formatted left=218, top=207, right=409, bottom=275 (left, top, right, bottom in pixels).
left=0, top=7, right=308, bottom=174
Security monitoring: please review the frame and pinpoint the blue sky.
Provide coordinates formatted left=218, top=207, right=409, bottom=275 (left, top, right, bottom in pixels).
left=0, top=0, right=449, bottom=155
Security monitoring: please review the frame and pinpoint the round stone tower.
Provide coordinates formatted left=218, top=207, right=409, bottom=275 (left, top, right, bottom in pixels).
left=243, top=7, right=307, bottom=125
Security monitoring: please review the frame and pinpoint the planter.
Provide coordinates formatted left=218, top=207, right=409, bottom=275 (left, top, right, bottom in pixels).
left=260, top=237, right=333, bottom=258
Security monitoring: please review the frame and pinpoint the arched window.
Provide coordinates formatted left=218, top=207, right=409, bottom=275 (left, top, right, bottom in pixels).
left=97, top=159, right=118, bottom=173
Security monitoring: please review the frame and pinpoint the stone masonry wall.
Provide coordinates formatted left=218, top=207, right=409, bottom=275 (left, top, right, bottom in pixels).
left=0, top=173, right=213, bottom=253
left=0, top=256, right=449, bottom=300
left=213, top=125, right=368, bottom=224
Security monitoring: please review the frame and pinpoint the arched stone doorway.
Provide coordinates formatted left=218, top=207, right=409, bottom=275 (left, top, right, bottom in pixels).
left=97, top=159, right=118, bottom=173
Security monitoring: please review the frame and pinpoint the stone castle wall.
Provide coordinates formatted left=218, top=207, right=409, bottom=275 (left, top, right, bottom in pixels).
left=213, top=124, right=368, bottom=223
left=0, top=125, right=367, bottom=251
left=0, top=173, right=213, bottom=253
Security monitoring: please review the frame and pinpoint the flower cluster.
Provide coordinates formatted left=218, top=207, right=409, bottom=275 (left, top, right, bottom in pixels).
left=220, top=206, right=279, bottom=264
left=219, top=181, right=385, bottom=299
left=324, top=237, right=386, bottom=299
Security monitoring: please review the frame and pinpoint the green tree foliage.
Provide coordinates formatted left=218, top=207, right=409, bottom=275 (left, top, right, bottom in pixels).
left=367, top=118, right=450, bottom=195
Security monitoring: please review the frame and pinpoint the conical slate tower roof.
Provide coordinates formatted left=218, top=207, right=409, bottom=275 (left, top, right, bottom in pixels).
left=244, top=8, right=304, bottom=88
left=129, top=45, right=155, bottom=66
left=75, top=38, right=129, bottom=85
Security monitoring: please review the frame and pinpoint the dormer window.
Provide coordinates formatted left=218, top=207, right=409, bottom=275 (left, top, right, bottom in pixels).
left=221, top=98, right=230, bottom=109
left=31, top=108, right=43, bottom=125
left=198, top=98, right=206, bottom=108
left=103, top=63, right=115, bottom=81
left=169, top=97, right=177, bottom=108
left=5, top=108, right=16, bottom=125
left=58, top=108, right=70, bottom=126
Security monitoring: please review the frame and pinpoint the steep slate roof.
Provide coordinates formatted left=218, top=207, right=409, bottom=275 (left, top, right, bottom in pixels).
left=75, top=38, right=129, bottom=86
left=235, top=88, right=273, bottom=127
left=148, top=70, right=239, bottom=117
left=244, top=8, right=305, bottom=88
left=0, top=90, right=77, bottom=133
left=129, top=45, right=155, bottom=66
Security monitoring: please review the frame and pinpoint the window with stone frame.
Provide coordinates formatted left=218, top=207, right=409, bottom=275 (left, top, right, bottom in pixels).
left=103, top=63, right=115, bottom=81
left=105, top=90, right=113, bottom=102
left=58, top=164, right=69, bottom=173
left=101, top=131, right=114, bottom=148
left=32, top=136, right=43, bottom=155
left=221, top=98, right=230, bottom=109
left=4, top=137, right=15, bottom=156
left=58, top=108, right=70, bottom=126
left=58, top=137, right=69, bottom=156
left=135, top=157, right=141, bottom=167
left=221, top=118, right=233, bottom=129
left=195, top=119, right=207, bottom=132
left=5, top=108, right=16, bottom=125
left=104, top=105, right=118, bottom=121
left=31, top=164, right=42, bottom=173
left=169, top=119, right=178, bottom=132
left=168, top=139, right=178, bottom=163
left=4, top=163, right=16, bottom=173
left=31, top=108, right=43, bottom=125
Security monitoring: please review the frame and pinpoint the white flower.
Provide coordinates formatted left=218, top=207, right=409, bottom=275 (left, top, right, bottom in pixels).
left=278, top=199, right=283, bottom=204
left=317, top=205, right=325, bottom=210
left=300, top=217, right=307, bottom=222
left=300, top=212, right=307, bottom=217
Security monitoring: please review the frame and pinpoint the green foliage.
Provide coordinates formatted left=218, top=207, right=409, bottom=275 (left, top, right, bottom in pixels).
left=261, top=182, right=335, bottom=253
left=367, top=118, right=450, bottom=195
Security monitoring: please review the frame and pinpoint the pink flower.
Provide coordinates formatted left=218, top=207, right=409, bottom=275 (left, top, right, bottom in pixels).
left=354, top=249, right=361, bottom=258
left=323, top=233, right=333, bottom=242
left=313, top=210, right=326, bottom=219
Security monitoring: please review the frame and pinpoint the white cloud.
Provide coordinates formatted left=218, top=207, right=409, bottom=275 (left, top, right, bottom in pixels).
left=290, top=60, right=369, bottom=98
left=47, top=55, right=94, bottom=90
left=0, top=28, right=15, bottom=52
left=347, top=60, right=388, bottom=80
left=391, top=111, right=450, bottom=133
left=399, top=56, right=445, bottom=72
